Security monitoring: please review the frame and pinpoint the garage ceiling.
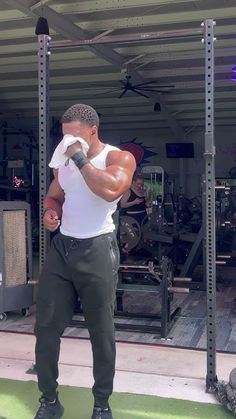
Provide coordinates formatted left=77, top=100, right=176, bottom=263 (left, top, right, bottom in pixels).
left=0, top=0, right=236, bottom=135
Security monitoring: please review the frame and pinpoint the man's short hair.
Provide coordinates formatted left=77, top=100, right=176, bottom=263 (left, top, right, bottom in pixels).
left=61, top=104, right=100, bottom=127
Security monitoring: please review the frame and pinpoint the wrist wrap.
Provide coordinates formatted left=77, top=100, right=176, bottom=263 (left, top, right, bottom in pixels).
left=71, top=150, right=89, bottom=170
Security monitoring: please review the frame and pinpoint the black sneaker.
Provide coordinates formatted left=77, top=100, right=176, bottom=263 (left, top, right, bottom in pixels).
left=91, top=406, right=113, bottom=419
left=34, top=395, right=64, bottom=418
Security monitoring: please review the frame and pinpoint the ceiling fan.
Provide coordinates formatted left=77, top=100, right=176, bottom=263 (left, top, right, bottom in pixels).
left=96, top=75, right=174, bottom=99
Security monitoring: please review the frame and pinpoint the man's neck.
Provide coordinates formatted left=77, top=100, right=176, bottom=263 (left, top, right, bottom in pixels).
left=87, top=139, right=105, bottom=159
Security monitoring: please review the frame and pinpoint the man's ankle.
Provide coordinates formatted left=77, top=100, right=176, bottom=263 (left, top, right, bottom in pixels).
left=43, top=393, right=58, bottom=403
left=94, top=406, right=109, bottom=410
left=94, top=401, right=109, bottom=410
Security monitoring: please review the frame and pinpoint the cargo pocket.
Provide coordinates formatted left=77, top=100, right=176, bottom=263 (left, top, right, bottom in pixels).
left=107, top=234, right=120, bottom=276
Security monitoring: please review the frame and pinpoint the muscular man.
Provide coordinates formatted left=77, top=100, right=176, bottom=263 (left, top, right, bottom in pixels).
left=34, top=104, right=136, bottom=419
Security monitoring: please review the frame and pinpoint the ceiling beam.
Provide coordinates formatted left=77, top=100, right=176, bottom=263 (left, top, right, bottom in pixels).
left=52, top=0, right=203, bottom=15
left=7, top=0, right=186, bottom=139
left=6, top=0, right=124, bottom=67
left=30, top=0, right=50, bottom=10
left=70, top=6, right=236, bottom=32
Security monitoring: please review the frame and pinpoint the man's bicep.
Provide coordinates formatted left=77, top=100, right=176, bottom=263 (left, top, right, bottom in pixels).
left=106, top=165, right=134, bottom=196
left=106, top=150, right=136, bottom=193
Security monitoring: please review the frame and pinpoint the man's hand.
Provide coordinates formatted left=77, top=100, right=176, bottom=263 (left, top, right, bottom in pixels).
left=65, top=141, right=82, bottom=158
left=43, top=209, right=60, bottom=232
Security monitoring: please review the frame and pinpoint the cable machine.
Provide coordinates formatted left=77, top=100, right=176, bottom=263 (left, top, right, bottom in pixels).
left=36, top=18, right=217, bottom=392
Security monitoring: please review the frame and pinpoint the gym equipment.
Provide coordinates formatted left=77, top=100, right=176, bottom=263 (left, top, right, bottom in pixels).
left=142, top=166, right=165, bottom=203
left=0, top=124, right=38, bottom=185
left=203, top=20, right=217, bottom=392
left=118, top=169, right=203, bottom=271
left=116, top=257, right=191, bottom=338
left=119, top=175, right=236, bottom=291
left=119, top=216, right=141, bottom=251
left=0, top=201, right=33, bottom=320
left=181, top=181, right=236, bottom=269
left=214, top=368, right=236, bottom=416
left=71, top=257, right=191, bottom=339
left=118, top=166, right=166, bottom=254
left=37, top=18, right=218, bottom=393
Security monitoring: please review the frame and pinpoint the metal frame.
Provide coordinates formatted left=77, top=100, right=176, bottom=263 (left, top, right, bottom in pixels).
left=38, top=34, right=51, bottom=267
left=203, top=20, right=217, bottom=391
left=141, top=166, right=165, bottom=201
left=180, top=226, right=204, bottom=283
left=37, top=20, right=217, bottom=391
left=50, top=28, right=203, bottom=48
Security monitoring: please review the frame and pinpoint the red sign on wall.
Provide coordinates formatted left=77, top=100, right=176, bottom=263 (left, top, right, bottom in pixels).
left=119, top=138, right=157, bottom=166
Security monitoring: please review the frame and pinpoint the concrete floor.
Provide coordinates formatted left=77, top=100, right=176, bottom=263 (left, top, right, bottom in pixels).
left=0, top=331, right=234, bottom=405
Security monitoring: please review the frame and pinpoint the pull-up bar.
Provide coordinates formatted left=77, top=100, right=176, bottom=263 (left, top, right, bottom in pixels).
left=50, top=28, right=204, bottom=49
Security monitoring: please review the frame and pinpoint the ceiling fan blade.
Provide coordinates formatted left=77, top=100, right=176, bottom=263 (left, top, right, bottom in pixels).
left=135, top=81, right=175, bottom=88
left=136, top=87, right=172, bottom=93
left=93, top=88, right=121, bottom=96
left=119, top=89, right=127, bottom=98
left=131, top=88, right=150, bottom=98
left=134, top=80, right=159, bottom=87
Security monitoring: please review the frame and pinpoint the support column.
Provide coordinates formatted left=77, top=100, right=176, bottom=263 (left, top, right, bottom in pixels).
left=204, top=19, right=217, bottom=392
left=37, top=32, right=51, bottom=268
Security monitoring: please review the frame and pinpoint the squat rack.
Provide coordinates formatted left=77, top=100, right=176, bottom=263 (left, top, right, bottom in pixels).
left=36, top=19, right=217, bottom=392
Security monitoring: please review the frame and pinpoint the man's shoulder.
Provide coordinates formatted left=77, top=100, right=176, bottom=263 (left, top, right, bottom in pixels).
left=106, top=143, right=121, bottom=152
left=106, top=147, right=136, bottom=167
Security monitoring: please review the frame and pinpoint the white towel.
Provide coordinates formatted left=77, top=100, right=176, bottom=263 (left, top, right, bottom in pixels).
left=49, top=134, right=89, bottom=169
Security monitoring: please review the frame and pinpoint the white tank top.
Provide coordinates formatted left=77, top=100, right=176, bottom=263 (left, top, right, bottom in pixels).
left=58, top=144, right=120, bottom=239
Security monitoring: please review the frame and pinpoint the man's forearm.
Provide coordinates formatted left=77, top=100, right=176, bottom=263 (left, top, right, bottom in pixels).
left=80, top=163, right=122, bottom=202
left=70, top=148, right=134, bottom=202
left=44, top=197, right=62, bottom=218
